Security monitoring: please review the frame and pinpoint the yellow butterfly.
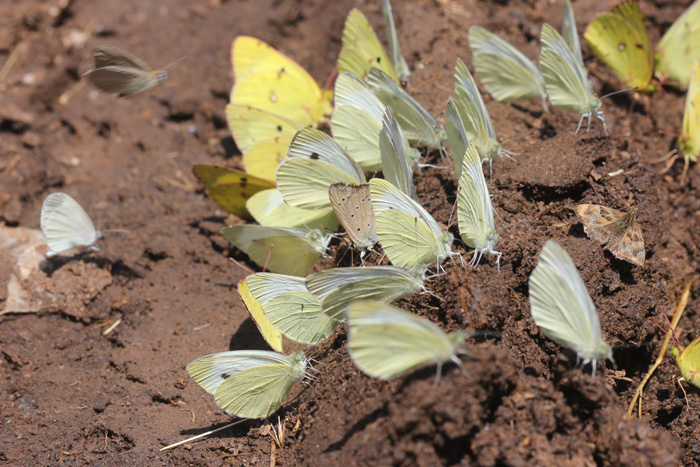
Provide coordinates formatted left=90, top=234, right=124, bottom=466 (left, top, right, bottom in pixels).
left=338, top=9, right=401, bottom=85
left=672, top=336, right=700, bottom=390
left=192, top=164, right=274, bottom=218
left=227, top=36, right=333, bottom=180
left=585, top=1, right=700, bottom=91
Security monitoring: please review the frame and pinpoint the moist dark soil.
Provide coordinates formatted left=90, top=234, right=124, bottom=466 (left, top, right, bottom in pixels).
left=1, top=0, right=699, bottom=465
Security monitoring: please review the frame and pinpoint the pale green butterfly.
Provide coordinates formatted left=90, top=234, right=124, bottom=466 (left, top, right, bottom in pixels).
left=246, top=188, right=339, bottom=231
left=346, top=300, right=466, bottom=380
left=306, top=265, right=426, bottom=321
left=468, top=26, right=547, bottom=109
left=562, top=0, right=585, bottom=70
left=40, top=192, right=102, bottom=256
left=379, top=106, right=418, bottom=201
left=187, top=350, right=308, bottom=418
left=331, top=72, right=418, bottom=172
left=84, top=45, right=168, bottom=97
left=368, top=67, right=446, bottom=151
left=370, top=178, right=457, bottom=270
left=454, top=59, right=514, bottom=175
left=245, top=273, right=339, bottom=345
left=276, top=127, right=366, bottom=210
left=221, top=225, right=331, bottom=276
left=457, top=144, right=501, bottom=268
left=381, top=0, right=411, bottom=85
left=539, top=24, right=606, bottom=134
left=445, top=98, right=470, bottom=178
left=528, top=240, right=612, bottom=377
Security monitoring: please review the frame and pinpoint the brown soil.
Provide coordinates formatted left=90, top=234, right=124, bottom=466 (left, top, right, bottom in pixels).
left=1, top=0, right=699, bottom=465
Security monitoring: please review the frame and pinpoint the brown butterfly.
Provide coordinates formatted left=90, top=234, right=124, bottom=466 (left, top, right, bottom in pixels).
left=85, top=45, right=168, bottom=97
left=328, top=183, right=377, bottom=251
left=575, top=204, right=645, bottom=266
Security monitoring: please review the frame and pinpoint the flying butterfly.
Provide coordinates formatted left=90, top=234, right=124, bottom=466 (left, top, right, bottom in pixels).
left=585, top=1, right=700, bottom=91
left=346, top=300, right=466, bottom=381
left=221, top=225, right=331, bottom=276
left=306, top=265, right=425, bottom=321
left=187, top=350, right=308, bottom=419
left=370, top=178, right=457, bottom=271
left=244, top=273, right=339, bottom=346
left=575, top=203, right=645, bottom=266
left=328, top=183, right=378, bottom=252
left=468, top=26, right=547, bottom=108
left=458, top=145, right=501, bottom=268
left=192, top=164, right=274, bottom=218
left=84, top=45, right=168, bottom=97
left=528, top=240, right=613, bottom=378
left=40, top=192, right=102, bottom=257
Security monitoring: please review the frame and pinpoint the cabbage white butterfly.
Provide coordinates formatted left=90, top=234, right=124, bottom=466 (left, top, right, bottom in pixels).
left=328, top=183, right=378, bottom=252
left=368, top=67, right=446, bottom=150
left=306, top=265, right=425, bottom=321
left=445, top=98, right=470, bottom=177
left=458, top=145, right=500, bottom=268
left=528, top=240, right=612, bottom=377
left=381, top=0, right=411, bottom=85
left=539, top=23, right=606, bottom=134
left=84, top=45, right=168, bottom=97
left=468, top=26, right=547, bottom=108
left=370, top=178, right=457, bottom=270
left=453, top=59, right=513, bottom=175
left=40, top=192, right=102, bottom=256
left=346, top=300, right=466, bottom=380
left=246, top=188, right=339, bottom=231
left=244, top=273, right=339, bottom=345
left=187, top=350, right=308, bottom=418
left=331, top=73, right=419, bottom=172
left=221, top=225, right=331, bottom=276
left=379, top=106, right=418, bottom=200
left=276, top=128, right=366, bottom=211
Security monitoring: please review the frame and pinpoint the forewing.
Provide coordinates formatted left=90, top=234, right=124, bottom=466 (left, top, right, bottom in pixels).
left=338, top=9, right=399, bottom=83
left=238, top=280, right=284, bottom=352
left=246, top=188, right=339, bottom=230
left=376, top=209, right=449, bottom=269
left=264, top=291, right=339, bottom=344
left=457, top=146, right=492, bottom=249
left=379, top=107, right=417, bottom=200
left=40, top=193, right=98, bottom=255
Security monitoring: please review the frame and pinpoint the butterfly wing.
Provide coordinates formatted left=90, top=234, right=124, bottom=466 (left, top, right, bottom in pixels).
left=561, top=0, right=585, bottom=68
left=338, top=9, right=399, bottom=84
left=468, top=26, right=547, bottom=104
left=369, top=178, right=442, bottom=237
left=264, top=291, right=339, bottom=345
left=221, top=225, right=326, bottom=276
left=457, top=145, right=497, bottom=251
left=347, top=301, right=464, bottom=379
left=368, top=67, right=445, bottom=149
left=584, top=2, right=653, bottom=91
left=92, top=45, right=155, bottom=71
left=306, top=266, right=424, bottom=321
left=192, top=164, right=274, bottom=217
left=40, top=193, right=99, bottom=256
left=680, top=59, right=700, bottom=162
left=225, top=104, right=302, bottom=180
left=676, top=336, right=700, bottom=388
left=445, top=98, right=470, bottom=177
left=285, top=128, right=366, bottom=182
left=528, top=240, right=611, bottom=362
left=379, top=107, right=418, bottom=201
left=246, top=188, right=339, bottom=230
left=656, top=0, right=700, bottom=88
left=328, top=183, right=378, bottom=250
left=575, top=203, right=625, bottom=245
left=331, top=105, right=384, bottom=171
left=376, top=209, right=451, bottom=269
left=238, top=279, right=284, bottom=352
left=614, top=222, right=645, bottom=266
left=381, top=0, right=411, bottom=83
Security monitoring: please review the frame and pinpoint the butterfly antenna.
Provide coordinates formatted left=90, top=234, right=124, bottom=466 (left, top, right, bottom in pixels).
left=101, top=228, right=130, bottom=234
left=600, top=87, right=638, bottom=100
left=229, top=257, right=255, bottom=275
left=162, top=55, right=188, bottom=71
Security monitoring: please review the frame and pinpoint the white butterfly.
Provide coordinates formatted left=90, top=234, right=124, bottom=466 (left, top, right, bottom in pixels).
left=187, top=350, right=308, bottom=419
left=528, top=240, right=612, bottom=377
left=379, top=106, right=418, bottom=200
left=457, top=145, right=501, bottom=268
left=40, top=192, right=102, bottom=256
left=370, top=178, right=458, bottom=270
left=306, top=265, right=425, bottom=321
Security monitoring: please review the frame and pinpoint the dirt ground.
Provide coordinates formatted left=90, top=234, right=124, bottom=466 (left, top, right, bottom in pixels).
left=1, top=0, right=699, bottom=465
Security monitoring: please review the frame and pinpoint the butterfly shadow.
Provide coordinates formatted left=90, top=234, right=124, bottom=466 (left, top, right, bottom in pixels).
left=228, top=318, right=275, bottom=351
left=322, top=404, right=388, bottom=453
left=40, top=252, right=143, bottom=280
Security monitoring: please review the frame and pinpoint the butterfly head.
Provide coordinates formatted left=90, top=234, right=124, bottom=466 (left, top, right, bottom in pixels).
left=289, top=350, right=309, bottom=380
left=155, top=70, right=169, bottom=84
left=486, top=140, right=502, bottom=161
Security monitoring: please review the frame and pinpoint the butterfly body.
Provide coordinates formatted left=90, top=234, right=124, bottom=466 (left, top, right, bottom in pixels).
left=575, top=204, right=645, bottom=266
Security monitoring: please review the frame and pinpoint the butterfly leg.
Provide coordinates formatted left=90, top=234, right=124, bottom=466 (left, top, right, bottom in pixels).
left=574, top=114, right=585, bottom=135
left=432, top=363, right=443, bottom=389
left=452, top=355, right=469, bottom=377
